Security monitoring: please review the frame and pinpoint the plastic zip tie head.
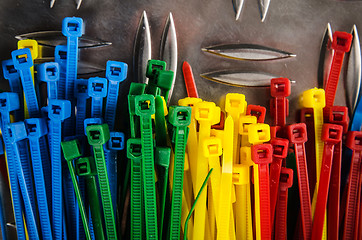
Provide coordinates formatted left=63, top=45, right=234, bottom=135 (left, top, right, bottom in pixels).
left=127, top=138, right=142, bottom=160
left=134, top=94, right=155, bottom=116
left=61, top=139, right=82, bottom=162
left=151, top=69, right=174, bottom=93
left=75, top=78, right=90, bottom=98
left=108, top=132, right=125, bottom=151
left=62, top=17, right=83, bottom=38
left=299, top=88, right=325, bottom=109
left=346, top=131, right=362, bottom=151
left=106, top=61, right=128, bottom=83
left=331, top=31, right=353, bottom=52
left=146, top=59, right=166, bottom=79
left=239, top=115, right=257, bottom=135
left=194, top=101, right=219, bottom=123
left=2, top=59, right=19, bottom=80
left=246, top=105, right=266, bottom=123
left=88, top=77, right=108, bottom=98
left=270, top=138, right=289, bottom=159
left=25, top=118, right=48, bottom=138
left=270, top=78, right=291, bottom=98
left=168, top=106, right=192, bottom=127
left=323, top=106, right=349, bottom=133
left=203, top=137, right=222, bottom=158
left=38, top=62, right=60, bottom=83
left=11, top=48, right=33, bottom=70
left=75, top=157, right=97, bottom=177
left=321, top=123, right=343, bottom=144
left=55, top=45, right=67, bottom=63
left=287, top=123, right=308, bottom=144
left=0, top=92, right=20, bottom=113
left=251, top=143, right=273, bottom=164
left=279, top=167, right=294, bottom=189
left=84, top=118, right=103, bottom=135
left=247, top=123, right=271, bottom=145
left=8, top=121, right=27, bottom=143
left=225, top=93, right=246, bottom=115
left=17, top=39, right=39, bottom=59
left=86, top=124, right=110, bottom=146
left=48, top=99, right=71, bottom=121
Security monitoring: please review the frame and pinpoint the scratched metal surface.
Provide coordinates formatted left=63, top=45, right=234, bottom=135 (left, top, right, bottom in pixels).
left=0, top=0, right=362, bottom=239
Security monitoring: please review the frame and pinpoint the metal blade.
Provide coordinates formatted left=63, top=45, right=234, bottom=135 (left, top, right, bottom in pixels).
left=133, top=11, right=152, bottom=83
left=50, top=0, right=55, bottom=8
left=258, top=0, right=271, bottom=22
left=34, top=57, right=105, bottom=75
left=200, top=70, right=292, bottom=87
left=202, top=43, right=295, bottom=61
left=232, top=0, right=245, bottom=21
left=317, top=23, right=333, bottom=89
left=15, top=31, right=112, bottom=49
left=345, top=24, right=362, bottom=116
left=160, top=12, right=177, bottom=103
left=75, top=0, right=82, bottom=9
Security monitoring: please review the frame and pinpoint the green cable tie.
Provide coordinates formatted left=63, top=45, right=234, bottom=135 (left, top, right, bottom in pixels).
left=134, top=94, right=158, bottom=240
left=61, top=140, right=92, bottom=240
left=86, top=124, right=117, bottom=240
left=167, top=106, right=191, bottom=240
left=75, top=156, right=105, bottom=240
left=127, top=138, right=144, bottom=239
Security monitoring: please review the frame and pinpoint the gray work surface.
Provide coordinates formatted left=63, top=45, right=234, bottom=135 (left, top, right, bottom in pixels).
left=0, top=0, right=361, bottom=239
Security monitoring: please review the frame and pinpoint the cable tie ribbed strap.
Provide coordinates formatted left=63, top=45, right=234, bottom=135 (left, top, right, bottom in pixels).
left=86, top=124, right=117, bottom=240
left=342, top=131, right=362, bottom=240
left=25, top=118, right=53, bottom=239
left=38, top=62, right=59, bottom=100
left=270, top=78, right=290, bottom=127
left=275, top=167, right=294, bottom=240
left=105, top=61, right=128, bottom=131
left=287, top=123, right=312, bottom=240
left=11, top=48, right=40, bottom=118
left=48, top=99, right=71, bottom=240
left=325, top=31, right=352, bottom=107
left=311, top=124, right=342, bottom=240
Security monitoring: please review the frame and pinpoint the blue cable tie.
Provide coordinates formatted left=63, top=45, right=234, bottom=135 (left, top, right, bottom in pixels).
left=55, top=45, right=67, bottom=100
left=8, top=122, right=40, bottom=240
left=2, top=59, right=24, bottom=121
left=0, top=92, right=25, bottom=239
left=25, top=118, right=53, bottom=239
left=84, top=118, right=103, bottom=135
left=11, top=48, right=40, bottom=118
left=48, top=99, right=71, bottom=240
left=62, top=17, right=83, bottom=100
left=75, top=79, right=89, bottom=136
left=105, top=131, right=125, bottom=217
left=38, top=62, right=60, bottom=100
left=105, top=61, right=128, bottom=131
left=88, top=77, right=108, bottom=118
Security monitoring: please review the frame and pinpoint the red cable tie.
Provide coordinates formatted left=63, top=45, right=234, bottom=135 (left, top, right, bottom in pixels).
left=246, top=104, right=266, bottom=123
left=300, top=108, right=317, bottom=197
left=182, top=61, right=199, bottom=98
left=343, top=131, right=362, bottom=240
left=270, top=78, right=291, bottom=127
left=287, top=123, right=312, bottom=240
left=323, top=106, right=349, bottom=240
left=269, top=138, right=289, bottom=228
left=353, top=173, right=362, bottom=240
left=311, top=124, right=343, bottom=240
left=324, top=31, right=352, bottom=107
left=251, top=143, right=273, bottom=240
left=275, top=167, right=294, bottom=240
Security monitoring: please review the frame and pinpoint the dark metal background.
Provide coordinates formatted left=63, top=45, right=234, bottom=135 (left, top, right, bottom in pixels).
left=0, top=0, right=362, bottom=238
